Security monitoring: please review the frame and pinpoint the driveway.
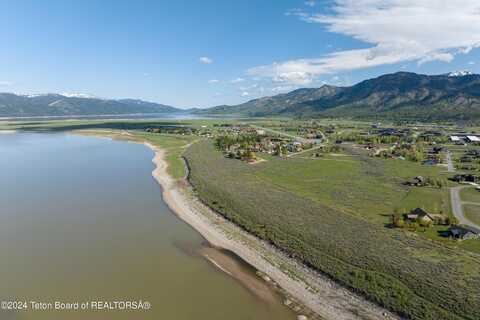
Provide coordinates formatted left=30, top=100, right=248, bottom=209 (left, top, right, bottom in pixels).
left=450, top=186, right=480, bottom=229
left=446, top=151, right=455, bottom=172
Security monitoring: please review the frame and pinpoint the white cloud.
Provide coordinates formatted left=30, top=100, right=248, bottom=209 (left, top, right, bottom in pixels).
left=250, top=1, right=480, bottom=84
left=241, top=92, right=249, bottom=97
left=199, top=56, right=213, bottom=64
left=230, top=77, right=245, bottom=83
left=469, top=61, right=476, bottom=65
left=208, top=79, right=220, bottom=84
left=305, top=1, right=316, bottom=7
left=0, top=81, right=14, bottom=86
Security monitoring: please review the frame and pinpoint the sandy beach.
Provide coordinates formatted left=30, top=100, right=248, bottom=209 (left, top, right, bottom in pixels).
left=144, top=141, right=400, bottom=320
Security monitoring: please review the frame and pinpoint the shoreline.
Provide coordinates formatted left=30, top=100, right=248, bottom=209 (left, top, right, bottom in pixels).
left=143, top=141, right=400, bottom=320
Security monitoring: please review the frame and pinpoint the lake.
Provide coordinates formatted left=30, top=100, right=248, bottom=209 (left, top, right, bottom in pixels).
left=0, top=132, right=295, bottom=319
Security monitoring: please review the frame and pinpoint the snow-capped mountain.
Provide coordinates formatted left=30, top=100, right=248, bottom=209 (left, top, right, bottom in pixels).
left=60, top=92, right=99, bottom=99
left=447, top=70, right=474, bottom=77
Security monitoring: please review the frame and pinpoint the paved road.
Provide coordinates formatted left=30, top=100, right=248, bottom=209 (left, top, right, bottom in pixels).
left=446, top=151, right=455, bottom=172
left=249, top=124, right=324, bottom=145
left=450, top=186, right=480, bottom=229
left=287, top=145, right=323, bottom=158
left=461, top=201, right=480, bottom=206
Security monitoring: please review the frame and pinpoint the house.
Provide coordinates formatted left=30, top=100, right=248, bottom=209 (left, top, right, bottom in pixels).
left=406, top=208, right=447, bottom=225
left=286, top=141, right=303, bottom=152
left=466, top=135, right=480, bottom=143
left=448, top=225, right=480, bottom=240
left=450, top=136, right=461, bottom=142
left=406, top=176, right=426, bottom=186
left=431, top=146, right=444, bottom=154
left=256, top=129, right=266, bottom=135
left=406, top=208, right=434, bottom=223
left=451, top=174, right=478, bottom=183
left=422, top=159, right=438, bottom=165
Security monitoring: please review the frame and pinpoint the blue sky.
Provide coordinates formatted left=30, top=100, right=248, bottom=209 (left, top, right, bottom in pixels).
left=1, top=0, right=480, bottom=108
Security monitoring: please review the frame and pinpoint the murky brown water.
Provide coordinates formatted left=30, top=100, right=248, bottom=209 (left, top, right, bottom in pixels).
left=0, top=133, right=295, bottom=320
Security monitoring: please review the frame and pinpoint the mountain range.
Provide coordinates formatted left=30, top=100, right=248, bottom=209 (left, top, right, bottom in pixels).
left=197, top=71, right=480, bottom=121
left=4, top=71, right=480, bottom=121
left=0, top=93, right=183, bottom=117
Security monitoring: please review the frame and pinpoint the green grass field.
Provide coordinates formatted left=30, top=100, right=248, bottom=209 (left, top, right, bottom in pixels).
left=256, top=151, right=451, bottom=224
left=463, top=205, right=480, bottom=226
left=460, top=187, right=480, bottom=203
left=185, top=140, right=480, bottom=320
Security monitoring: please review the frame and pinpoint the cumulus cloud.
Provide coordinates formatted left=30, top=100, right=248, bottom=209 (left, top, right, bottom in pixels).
left=208, top=79, right=220, bottom=84
left=199, top=56, right=213, bottom=64
left=241, top=92, right=249, bottom=97
left=250, top=1, right=480, bottom=84
left=304, top=1, right=316, bottom=7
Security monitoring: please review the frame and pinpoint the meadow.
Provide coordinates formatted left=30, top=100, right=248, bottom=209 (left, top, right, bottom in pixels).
left=460, top=187, right=480, bottom=203
left=257, top=151, right=452, bottom=223
left=185, top=140, right=480, bottom=320
left=463, top=205, right=480, bottom=226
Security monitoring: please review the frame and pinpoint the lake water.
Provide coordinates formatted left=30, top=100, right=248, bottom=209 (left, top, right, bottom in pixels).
left=0, top=133, right=295, bottom=320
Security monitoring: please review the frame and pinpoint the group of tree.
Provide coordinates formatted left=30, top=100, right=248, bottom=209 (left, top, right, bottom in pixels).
left=214, top=133, right=260, bottom=151
left=423, top=177, right=447, bottom=189
left=146, top=127, right=196, bottom=135
left=390, top=209, right=459, bottom=231
left=377, top=142, right=426, bottom=162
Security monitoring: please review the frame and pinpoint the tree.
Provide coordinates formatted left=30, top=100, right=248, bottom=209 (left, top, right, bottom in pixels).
left=419, top=219, right=432, bottom=228
left=394, top=217, right=405, bottom=228
left=446, top=216, right=459, bottom=226
left=391, top=214, right=405, bottom=228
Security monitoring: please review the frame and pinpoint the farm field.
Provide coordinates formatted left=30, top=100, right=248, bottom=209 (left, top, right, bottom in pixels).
left=184, top=140, right=480, bottom=320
